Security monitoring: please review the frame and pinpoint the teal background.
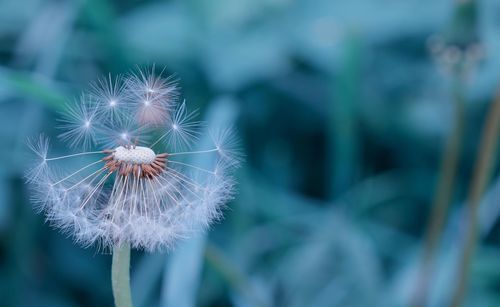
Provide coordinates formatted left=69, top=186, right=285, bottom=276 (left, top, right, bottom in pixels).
left=1, top=0, right=500, bottom=306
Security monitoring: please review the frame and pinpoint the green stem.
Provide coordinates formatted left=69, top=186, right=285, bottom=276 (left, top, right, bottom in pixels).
left=451, top=89, right=500, bottom=307
left=112, top=243, right=133, bottom=307
left=329, top=36, right=360, bottom=196
left=411, top=73, right=466, bottom=307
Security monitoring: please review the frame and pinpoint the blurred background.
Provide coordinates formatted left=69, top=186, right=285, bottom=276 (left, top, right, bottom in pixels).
left=1, top=0, right=500, bottom=306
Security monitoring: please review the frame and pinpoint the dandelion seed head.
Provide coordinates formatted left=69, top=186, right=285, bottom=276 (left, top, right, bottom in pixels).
left=114, top=146, right=156, bottom=164
left=26, top=67, right=240, bottom=252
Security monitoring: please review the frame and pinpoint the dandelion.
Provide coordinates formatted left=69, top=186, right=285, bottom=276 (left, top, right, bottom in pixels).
left=26, top=67, right=240, bottom=307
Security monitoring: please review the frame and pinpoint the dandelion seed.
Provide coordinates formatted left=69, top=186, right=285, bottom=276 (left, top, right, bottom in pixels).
left=26, top=68, right=240, bottom=252
left=90, top=74, right=128, bottom=123
left=58, top=94, right=99, bottom=149
left=126, top=65, right=179, bottom=126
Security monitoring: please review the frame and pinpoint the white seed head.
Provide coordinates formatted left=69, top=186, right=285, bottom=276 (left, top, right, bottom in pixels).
left=26, top=67, right=241, bottom=252
left=114, top=146, right=156, bottom=164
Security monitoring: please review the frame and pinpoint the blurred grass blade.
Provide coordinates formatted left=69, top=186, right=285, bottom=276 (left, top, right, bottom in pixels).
left=328, top=35, right=361, bottom=196
left=205, top=244, right=269, bottom=307
left=0, top=68, right=66, bottom=111
left=160, top=96, right=240, bottom=306
left=161, top=236, right=206, bottom=307
left=132, top=253, right=165, bottom=307
left=451, top=86, right=500, bottom=307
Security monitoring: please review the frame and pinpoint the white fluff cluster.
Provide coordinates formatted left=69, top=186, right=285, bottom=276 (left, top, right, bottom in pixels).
left=26, top=67, right=241, bottom=252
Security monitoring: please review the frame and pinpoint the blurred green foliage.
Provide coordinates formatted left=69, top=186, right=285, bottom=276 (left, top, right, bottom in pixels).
left=1, top=0, right=500, bottom=306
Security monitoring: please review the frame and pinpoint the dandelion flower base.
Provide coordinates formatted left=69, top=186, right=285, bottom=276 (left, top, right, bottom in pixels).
left=104, top=146, right=167, bottom=178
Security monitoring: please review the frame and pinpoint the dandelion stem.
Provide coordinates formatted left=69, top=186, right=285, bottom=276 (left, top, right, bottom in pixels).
left=411, top=72, right=466, bottom=307
left=112, top=243, right=133, bottom=307
left=450, top=87, right=500, bottom=307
